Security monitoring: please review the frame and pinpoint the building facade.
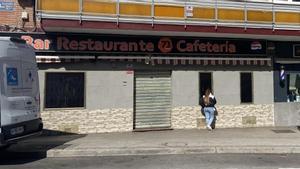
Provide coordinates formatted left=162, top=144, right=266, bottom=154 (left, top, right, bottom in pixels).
left=1, top=0, right=300, bottom=133
left=274, top=42, right=300, bottom=126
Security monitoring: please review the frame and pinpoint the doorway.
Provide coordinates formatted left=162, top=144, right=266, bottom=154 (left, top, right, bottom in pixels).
left=199, top=73, right=212, bottom=103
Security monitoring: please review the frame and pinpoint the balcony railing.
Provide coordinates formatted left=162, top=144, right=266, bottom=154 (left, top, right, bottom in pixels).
left=36, top=0, right=300, bottom=30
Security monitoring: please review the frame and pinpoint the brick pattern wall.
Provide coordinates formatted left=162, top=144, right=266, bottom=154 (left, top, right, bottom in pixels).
left=41, top=108, right=133, bottom=134
left=172, top=104, right=274, bottom=129
left=171, top=106, right=201, bottom=129
left=216, top=104, right=274, bottom=128
left=41, top=104, right=274, bottom=134
left=0, top=0, right=37, bottom=31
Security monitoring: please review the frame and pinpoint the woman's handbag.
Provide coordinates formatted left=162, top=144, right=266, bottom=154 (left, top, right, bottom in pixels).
left=214, top=107, right=218, bottom=116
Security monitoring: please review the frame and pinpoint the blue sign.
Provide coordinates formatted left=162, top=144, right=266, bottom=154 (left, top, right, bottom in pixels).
left=0, top=1, right=14, bottom=11
left=7, top=67, right=18, bottom=86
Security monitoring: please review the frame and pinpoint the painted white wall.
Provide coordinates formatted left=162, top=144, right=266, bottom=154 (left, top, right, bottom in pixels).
left=253, top=71, right=274, bottom=104
left=172, top=71, right=198, bottom=106
left=213, top=71, right=240, bottom=105
left=86, top=71, right=133, bottom=109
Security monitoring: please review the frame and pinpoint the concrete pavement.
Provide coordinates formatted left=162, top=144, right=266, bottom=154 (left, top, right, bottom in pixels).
left=5, top=127, right=300, bottom=157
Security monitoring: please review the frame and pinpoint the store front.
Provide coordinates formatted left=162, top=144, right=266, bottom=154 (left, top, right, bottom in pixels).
left=1, top=32, right=275, bottom=133
left=274, top=42, right=300, bottom=126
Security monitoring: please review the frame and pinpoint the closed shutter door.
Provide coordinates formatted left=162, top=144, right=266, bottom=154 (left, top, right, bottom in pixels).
left=134, top=71, right=172, bottom=130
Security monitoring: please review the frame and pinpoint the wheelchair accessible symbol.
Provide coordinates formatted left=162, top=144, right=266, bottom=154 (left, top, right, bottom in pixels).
left=7, top=67, right=18, bottom=86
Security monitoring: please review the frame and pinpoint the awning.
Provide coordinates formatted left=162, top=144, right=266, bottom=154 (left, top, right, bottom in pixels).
left=36, top=55, right=272, bottom=66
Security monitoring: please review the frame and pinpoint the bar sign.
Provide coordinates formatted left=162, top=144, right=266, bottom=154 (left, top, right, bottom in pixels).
left=294, top=45, right=300, bottom=57
left=0, top=1, right=14, bottom=11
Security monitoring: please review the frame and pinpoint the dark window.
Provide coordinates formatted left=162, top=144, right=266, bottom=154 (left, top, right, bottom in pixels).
left=45, top=72, right=84, bottom=108
left=199, top=73, right=212, bottom=104
left=294, top=45, right=300, bottom=57
left=240, top=73, right=253, bottom=103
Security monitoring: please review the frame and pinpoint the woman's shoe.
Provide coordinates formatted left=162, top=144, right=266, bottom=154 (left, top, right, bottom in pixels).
left=206, top=125, right=212, bottom=131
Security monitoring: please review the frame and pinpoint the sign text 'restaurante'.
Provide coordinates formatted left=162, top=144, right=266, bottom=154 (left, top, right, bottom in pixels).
left=57, top=37, right=236, bottom=53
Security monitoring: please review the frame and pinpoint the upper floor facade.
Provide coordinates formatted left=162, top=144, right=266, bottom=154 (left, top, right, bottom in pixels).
left=0, top=0, right=299, bottom=40
left=35, top=0, right=300, bottom=40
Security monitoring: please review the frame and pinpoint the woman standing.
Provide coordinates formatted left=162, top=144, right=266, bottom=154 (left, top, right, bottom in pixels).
left=200, top=89, right=217, bottom=131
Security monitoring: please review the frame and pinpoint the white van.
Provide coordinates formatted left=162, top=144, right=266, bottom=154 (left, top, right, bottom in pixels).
left=0, top=37, right=43, bottom=148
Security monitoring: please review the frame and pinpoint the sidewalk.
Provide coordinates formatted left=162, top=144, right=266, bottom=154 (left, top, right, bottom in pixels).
left=6, top=127, right=300, bottom=157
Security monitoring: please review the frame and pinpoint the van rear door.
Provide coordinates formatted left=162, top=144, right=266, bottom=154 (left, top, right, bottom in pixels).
left=1, top=40, right=39, bottom=126
left=20, top=56, right=40, bottom=120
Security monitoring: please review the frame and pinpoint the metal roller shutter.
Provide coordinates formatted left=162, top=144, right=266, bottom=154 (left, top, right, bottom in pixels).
left=134, top=71, right=172, bottom=130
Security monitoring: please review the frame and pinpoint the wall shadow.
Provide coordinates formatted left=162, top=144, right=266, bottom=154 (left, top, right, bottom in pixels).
left=0, top=129, right=86, bottom=165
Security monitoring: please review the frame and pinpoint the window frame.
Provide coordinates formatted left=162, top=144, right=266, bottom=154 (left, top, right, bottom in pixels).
left=44, top=71, right=86, bottom=110
left=240, top=72, right=254, bottom=104
left=293, top=45, right=300, bottom=58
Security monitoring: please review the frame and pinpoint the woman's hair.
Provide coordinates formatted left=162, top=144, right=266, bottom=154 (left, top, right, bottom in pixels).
left=204, top=88, right=211, bottom=105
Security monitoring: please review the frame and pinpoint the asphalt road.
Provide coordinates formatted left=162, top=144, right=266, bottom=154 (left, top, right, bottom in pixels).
left=1, top=153, right=300, bottom=169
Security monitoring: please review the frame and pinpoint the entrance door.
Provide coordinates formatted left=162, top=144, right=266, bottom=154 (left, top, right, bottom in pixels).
left=134, top=71, right=172, bottom=130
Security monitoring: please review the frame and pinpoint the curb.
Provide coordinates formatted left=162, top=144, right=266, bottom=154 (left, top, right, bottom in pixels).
left=46, top=146, right=300, bottom=157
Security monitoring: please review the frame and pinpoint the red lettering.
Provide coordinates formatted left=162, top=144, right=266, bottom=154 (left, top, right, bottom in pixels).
left=193, top=40, right=200, bottom=52
left=69, top=40, right=79, bottom=50
left=119, top=42, right=129, bottom=51
left=33, top=39, right=44, bottom=50
left=104, top=41, right=113, bottom=51
left=21, top=36, right=33, bottom=46
left=128, top=42, right=138, bottom=51
left=114, top=42, right=120, bottom=51
left=207, top=42, right=213, bottom=52
left=79, top=41, right=88, bottom=50
left=177, top=40, right=186, bottom=52
left=22, top=36, right=51, bottom=50
left=87, top=39, right=94, bottom=50
left=57, top=37, right=69, bottom=50
left=186, top=43, right=193, bottom=52
left=44, top=39, right=50, bottom=50
left=146, top=43, right=154, bottom=52
left=220, top=44, right=226, bottom=53
left=94, top=41, right=103, bottom=51
left=212, top=44, right=220, bottom=52
left=139, top=40, right=146, bottom=52
left=199, top=43, right=206, bottom=52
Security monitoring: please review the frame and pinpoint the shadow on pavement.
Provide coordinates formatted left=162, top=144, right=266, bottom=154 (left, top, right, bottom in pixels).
left=0, top=129, right=86, bottom=165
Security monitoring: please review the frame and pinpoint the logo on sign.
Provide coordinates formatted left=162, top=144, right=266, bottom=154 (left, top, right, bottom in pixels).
left=158, top=38, right=173, bottom=53
left=6, top=67, right=18, bottom=86
left=251, top=41, right=262, bottom=50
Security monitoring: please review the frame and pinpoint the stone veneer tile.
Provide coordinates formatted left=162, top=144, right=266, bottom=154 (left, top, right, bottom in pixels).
left=41, top=108, right=133, bottom=134
left=41, top=104, right=274, bottom=134
left=172, top=104, right=274, bottom=129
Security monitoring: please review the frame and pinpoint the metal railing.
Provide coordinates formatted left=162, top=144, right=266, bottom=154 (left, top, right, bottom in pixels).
left=36, top=0, right=300, bottom=30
